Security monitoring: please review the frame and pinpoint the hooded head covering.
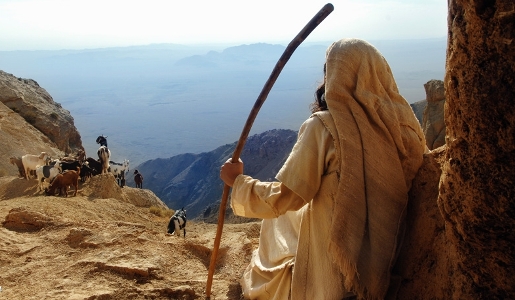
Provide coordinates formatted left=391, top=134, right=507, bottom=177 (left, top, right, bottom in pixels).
left=325, top=38, right=426, bottom=299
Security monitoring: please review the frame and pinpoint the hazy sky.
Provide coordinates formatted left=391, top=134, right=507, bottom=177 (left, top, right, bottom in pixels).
left=0, top=0, right=447, bottom=51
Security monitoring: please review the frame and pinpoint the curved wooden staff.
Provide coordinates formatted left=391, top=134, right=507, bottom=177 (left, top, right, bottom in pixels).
left=205, top=3, right=334, bottom=297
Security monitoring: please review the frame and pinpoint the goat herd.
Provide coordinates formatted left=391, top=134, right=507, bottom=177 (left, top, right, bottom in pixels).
left=8, top=135, right=140, bottom=197
left=7, top=135, right=189, bottom=237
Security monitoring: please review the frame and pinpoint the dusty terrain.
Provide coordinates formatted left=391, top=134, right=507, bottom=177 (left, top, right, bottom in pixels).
left=0, top=174, right=260, bottom=300
left=1, top=74, right=259, bottom=300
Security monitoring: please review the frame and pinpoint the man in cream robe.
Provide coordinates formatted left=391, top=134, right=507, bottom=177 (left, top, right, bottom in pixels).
left=231, top=111, right=344, bottom=299
left=221, top=38, right=427, bottom=300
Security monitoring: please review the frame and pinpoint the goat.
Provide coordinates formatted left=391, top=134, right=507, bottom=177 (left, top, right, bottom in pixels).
left=22, top=152, right=49, bottom=180
left=9, top=156, right=26, bottom=178
left=79, top=162, right=95, bottom=182
left=61, top=150, right=86, bottom=164
left=134, top=169, right=143, bottom=188
left=96, top=135, right=108, bottom=147
left=167, top=208, right=187, bottom=237
left=46, top=167, right=80, bottom=197
left=35, top=160, right=61, bottom=191
left=60, top=155, right=76, bottom=163
left=109, top=159, right=129, bottom=187
left=97, top=146, right=111, bottom=174
left=60, top=160, right=81, bottom=172
left=85, top=157, right=102, bottom=176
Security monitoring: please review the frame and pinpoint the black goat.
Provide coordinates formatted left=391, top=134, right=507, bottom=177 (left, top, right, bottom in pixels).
left=167, top=208, right=187, bottom=237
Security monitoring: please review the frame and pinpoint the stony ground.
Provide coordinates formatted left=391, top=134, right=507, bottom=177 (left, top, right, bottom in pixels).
left=0, top=175, right=261, bottom=300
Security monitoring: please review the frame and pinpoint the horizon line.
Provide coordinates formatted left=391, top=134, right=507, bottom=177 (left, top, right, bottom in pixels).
left=0, top=36, right=448, bottom=52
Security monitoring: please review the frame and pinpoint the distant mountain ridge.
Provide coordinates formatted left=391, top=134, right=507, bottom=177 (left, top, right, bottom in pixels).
left=175, top=43, right=285, bottom=69
left=126, top=129, right=298, bottom=219
left=0, top=38, right=446, bottom=166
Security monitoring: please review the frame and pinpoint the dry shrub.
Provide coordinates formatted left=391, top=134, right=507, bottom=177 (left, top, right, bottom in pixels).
left=149, top=206, right=174, bottom=218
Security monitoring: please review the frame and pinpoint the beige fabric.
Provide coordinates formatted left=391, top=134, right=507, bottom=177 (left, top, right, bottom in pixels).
left=232, top=113, right=346, bottom=299
left=279, top=111, right=347, bottom=300
left=231, top=177, right=307, bottom=219
left=240, top=209, right=303, bottom=300
left=324, top=38, right=426, bottom=299
left=231, top=38, right=426, bottom=300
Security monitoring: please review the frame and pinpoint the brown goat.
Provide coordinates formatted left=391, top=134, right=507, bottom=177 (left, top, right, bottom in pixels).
left=46, top=168, right=80, bottom=197
left=9, top=156, right=26, bottom=178
left=134, top=170, right=143, bottom=188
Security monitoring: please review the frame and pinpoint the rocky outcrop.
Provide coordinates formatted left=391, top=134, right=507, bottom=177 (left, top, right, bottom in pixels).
left=422, top=79, right=446, bottom=150
left=410, top=99, right=426, bottom=126
left=0, top=101, right=64, bottom=176
left=439, top=1, right=515, bottom=298
left=395, top=147, right=456, bottom=298
left=395, top=1, right=515, bottom=299
left=0, top=70, right=83, bottom=154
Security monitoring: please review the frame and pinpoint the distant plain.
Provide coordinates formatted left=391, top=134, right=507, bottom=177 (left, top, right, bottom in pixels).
left=0, top=38, right=446, bottom=166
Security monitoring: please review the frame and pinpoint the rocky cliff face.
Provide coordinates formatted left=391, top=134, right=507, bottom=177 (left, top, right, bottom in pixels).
left=396, top=1, right=515, bottom=299
left=0, top=71, right=83, bottom=154
left=439, top=1, right=515, bottom=298
left=0, top=101, right=63, bottom=176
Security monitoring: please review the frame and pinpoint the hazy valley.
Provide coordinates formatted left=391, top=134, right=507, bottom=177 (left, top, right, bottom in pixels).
left=0, top=38, right=446, bottom=167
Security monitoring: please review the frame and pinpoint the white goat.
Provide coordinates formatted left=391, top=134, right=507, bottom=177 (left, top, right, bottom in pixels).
left=35, top=160, right=61, bottom=191
left=109, top=159, right=129, bottom=186
left=97, top=146, right=110, bottom=174
left=22, top=152, right=49, bottom=180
